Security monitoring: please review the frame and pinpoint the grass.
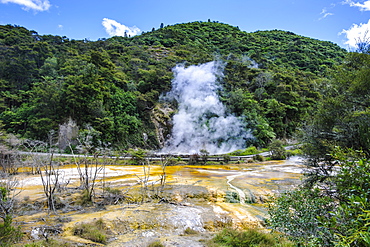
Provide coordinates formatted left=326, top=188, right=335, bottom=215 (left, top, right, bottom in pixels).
left=184, top=227, right=199, bottom=235
left=72, top=218, right=107, bottom=244
left=147, top=240, right=164, bottom=247
left=286, top=148, right=303, bottom=157
left=207, top=228, right=294, bottom=247
left=21, top=238, right=73, bottom=247
left=229, top=146, right=268, bottom=156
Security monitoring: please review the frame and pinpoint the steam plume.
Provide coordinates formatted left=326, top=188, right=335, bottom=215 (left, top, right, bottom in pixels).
left=161, top=61, right=251, bottom=154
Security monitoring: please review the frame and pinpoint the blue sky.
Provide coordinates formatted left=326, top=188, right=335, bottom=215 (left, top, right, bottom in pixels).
left=0, top=0, right=369, bottom=49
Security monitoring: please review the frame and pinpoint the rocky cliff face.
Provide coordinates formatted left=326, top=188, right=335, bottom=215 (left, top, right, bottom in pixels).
left=150, top=103, right=175, bottom=148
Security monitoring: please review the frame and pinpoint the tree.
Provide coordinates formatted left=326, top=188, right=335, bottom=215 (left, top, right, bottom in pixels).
left=128, top=148, right=151, bottom=203
left=268, top=149, right=370, bottom=246
left=268, top=139, right=286, bottom=160
left=302, top=52, right=370, bottom=162
left=39, top=152, right=60, bottom=212
left=0, top=128, right=23, bottom=244
left=0, top=179, right=20, bottom=223
left=354, top=30, right=370, bottom=54
left=70, top=126, right=104, bottom=204
left=61, top=60, right=106, bottom=124
left=268, top=186, right=335, bottom=245
left=0, top=180, right=22, bottom=246
left=0, top=22, right=346, bottom=150
left=25, top=77, right=63, bottom=140
left=268, top=49, right=370, bottom=246
left=0, top=130, right=21, bottom=175
left=24, top=131, right=63, bottom=212
left=106, top=88, right=142, bottom=148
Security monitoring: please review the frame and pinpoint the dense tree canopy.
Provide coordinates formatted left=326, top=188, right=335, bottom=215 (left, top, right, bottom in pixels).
left=0, top=21, right=347, bottom=149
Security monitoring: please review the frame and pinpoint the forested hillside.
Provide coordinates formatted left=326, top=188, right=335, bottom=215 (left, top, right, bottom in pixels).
left=0, top=21, right=347, bottom=150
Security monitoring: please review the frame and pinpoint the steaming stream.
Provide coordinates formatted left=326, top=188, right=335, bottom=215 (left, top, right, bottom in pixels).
left=227, top=174, right=247, bottom=205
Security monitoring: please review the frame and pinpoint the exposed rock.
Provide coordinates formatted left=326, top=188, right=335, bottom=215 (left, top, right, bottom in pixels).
left=150, top=103, right=174, bottom=148
left=58, top=117, right=79, bottom=150
left=30, top=225, right=63, bottom=240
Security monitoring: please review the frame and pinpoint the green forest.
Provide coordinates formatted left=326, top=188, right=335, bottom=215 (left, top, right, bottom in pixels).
left=1, top=21, right=370, bottom=246
left=0, top=21, right=347, bottom=150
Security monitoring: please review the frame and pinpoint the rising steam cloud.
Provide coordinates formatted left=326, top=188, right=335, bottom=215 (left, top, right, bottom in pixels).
left=161, top=61, right=252, bottom=154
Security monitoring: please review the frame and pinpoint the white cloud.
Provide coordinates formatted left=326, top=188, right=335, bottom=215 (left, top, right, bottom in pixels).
left=319, top=8, right=334, bottom=20
left=58, top=24, right=63, bottom=30
left=0, top=0, right=51, bottom=11
left=343, top=0, right=370, bottom=11
left=102, top=18, right=141, bottom=37
left=340, top=19, right=370, bottom=47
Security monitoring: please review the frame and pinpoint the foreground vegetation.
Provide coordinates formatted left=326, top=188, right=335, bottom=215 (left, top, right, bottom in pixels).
left=268, top=50, right=370, bottom=246
left=207, top=228, right=293, bottom=247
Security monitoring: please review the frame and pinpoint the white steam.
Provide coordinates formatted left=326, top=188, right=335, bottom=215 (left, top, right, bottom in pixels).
left=161, top=61, right=251, bottom=154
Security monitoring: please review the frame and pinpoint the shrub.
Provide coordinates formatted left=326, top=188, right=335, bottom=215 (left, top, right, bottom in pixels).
left=252, top=154, right=264, bottom=162
left=268, top=139, right=286, bottom=160
left=77, top=189, right=93, bottom=206
left=208, top=228, right=293, bottom=247
left=286, top=148, right=302, bottom=157
left=147, top=240, right=164, bottom=247
left=268, top=149, right=370, bottom=246
left=128, top=148, right=147, bottom=165
left=104, top=187, right=123, bottom=199
left=0, top=215, right=23, bottom=246
left=188, top=153, right=200, bottom=165
left=222, top=154, right=231, bottom=163
left=184, top=227, right=198, bottom=235
left=225, top=191, right=239, bottom=203
left=72, top=219, right=107, bottom=244
left=268, top=187, right=334, bottom=245
left=229, top=146, right=259, bottom=156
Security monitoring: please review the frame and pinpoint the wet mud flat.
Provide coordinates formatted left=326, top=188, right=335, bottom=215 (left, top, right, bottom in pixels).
left=11, top=157, right=305, bottom=246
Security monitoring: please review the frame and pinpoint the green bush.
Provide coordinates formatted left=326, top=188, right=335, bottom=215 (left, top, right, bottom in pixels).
left=104, top=187, right=122, bottom=195
left=225, top=191, right=239, bottom=203
left=222, top=154, right=231, bottom=163
left=184, top=227, right=198, bottom=235
left=268, top=139, right=287, bottom=160
left=208, top=228, right=293, bottom=247
left=268, top=149, right=370, bottom=246
left=0, top=215, right=23, bottom=246
left=286, top=148, right=302, bottom=157
left=147, top=240, right=164, bottom=247
left=229, top=146, right=259, bottom=156
left=77, top=189, right=93, bottom=206
left=252, top=154, right=264, bottom=162
left=268, top=187, right=334, bottom=245
left=72, top=219, right=107, bottom=244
